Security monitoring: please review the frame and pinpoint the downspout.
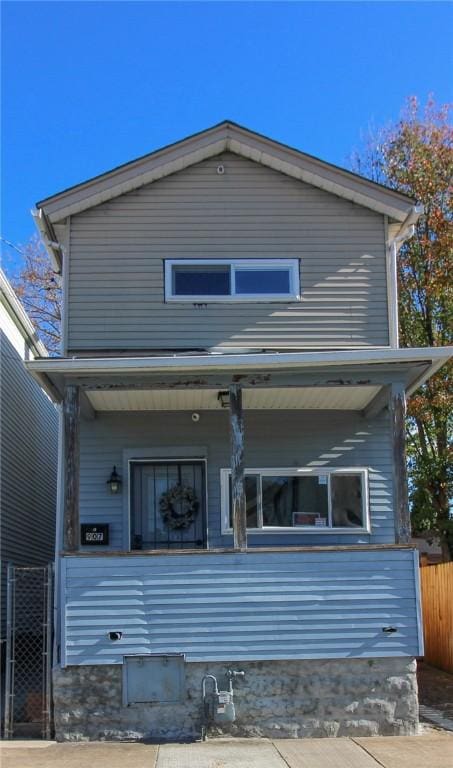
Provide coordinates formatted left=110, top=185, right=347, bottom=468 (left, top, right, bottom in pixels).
left=387, top=204, right=424, bottom=348
left=32, top=207, right=63, bottom=274
left=53, top=405, right=64, bottom=667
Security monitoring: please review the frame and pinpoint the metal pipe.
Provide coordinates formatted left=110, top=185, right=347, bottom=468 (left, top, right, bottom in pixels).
left=201, top=674, right=219, bottom=741
left=4, top=563, right=15, bottom=739
left=202, top=674, right=219, bottom=698
left=391, top=204, right=424, bottom=250
left=31, top=208, right=62, bottom=273
left=387, top=204, right=424, bottom=348
left=44, top=564, right=53, bottom=739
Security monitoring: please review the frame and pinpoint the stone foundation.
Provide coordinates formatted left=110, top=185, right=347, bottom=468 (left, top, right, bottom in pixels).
left=53, top=658, right=419, bottom=741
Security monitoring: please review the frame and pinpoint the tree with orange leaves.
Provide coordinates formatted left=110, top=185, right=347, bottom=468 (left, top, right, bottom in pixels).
left=355, top=97, right=452, bottom=559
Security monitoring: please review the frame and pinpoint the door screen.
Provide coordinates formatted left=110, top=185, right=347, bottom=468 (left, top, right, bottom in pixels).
left=131, top=461, right=207, bottom=550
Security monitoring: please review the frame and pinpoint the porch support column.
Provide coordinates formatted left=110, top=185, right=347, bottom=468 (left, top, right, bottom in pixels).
left=63, top=384, right=80, bottom=551
left=229, top=384, right=247, bottom=551
left=390, top=382, right=410, bottom=543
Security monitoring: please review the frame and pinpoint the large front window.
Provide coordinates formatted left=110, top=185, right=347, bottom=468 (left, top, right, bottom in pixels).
left=165, top=259, right=300, bottom=301
left=221, top=468, right=369, bottom=533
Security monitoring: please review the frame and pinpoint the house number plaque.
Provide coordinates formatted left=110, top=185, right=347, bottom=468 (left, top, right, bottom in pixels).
left=81, top=523, right=109, bottom=545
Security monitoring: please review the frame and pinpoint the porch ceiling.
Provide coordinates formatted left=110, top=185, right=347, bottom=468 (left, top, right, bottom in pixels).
left=86, top=385, right=381, bottom=411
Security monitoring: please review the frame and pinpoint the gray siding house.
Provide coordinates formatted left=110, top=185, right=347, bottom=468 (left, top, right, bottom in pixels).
left=28, top=122, right=451, bottom=741
left=0, top=270, right=58, bottom=636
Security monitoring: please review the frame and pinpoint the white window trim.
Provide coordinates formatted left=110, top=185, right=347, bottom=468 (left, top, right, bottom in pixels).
left=164, top=258, right=300, bottom=302
left=220, top=467, right=370, bottom=535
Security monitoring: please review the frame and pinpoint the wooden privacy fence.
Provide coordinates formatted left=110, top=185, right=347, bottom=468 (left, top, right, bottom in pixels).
left=420, top=562, right=453, bottom=673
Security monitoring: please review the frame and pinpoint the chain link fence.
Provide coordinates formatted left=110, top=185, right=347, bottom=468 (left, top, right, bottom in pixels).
left=3, top=564, right=53, bottom=739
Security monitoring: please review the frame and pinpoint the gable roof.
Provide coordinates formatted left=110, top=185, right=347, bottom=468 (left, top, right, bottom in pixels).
left=34, top=120, right=417, bottom=272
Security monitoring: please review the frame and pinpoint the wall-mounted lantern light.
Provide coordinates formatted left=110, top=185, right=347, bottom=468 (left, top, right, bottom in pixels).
left=217, top=390, right=230, bottom=409
left=107, top=466, right=122, bottom=494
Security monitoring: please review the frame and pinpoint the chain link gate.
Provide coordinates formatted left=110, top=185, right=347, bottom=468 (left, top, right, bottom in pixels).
left=3, top=564, right=53, bottom=739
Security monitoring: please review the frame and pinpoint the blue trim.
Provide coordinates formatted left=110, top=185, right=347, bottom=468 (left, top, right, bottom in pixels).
left=413, top=548, right=425, bottom=657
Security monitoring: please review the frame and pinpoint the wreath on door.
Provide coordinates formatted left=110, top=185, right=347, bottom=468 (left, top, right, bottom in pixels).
left=159, top=483, right=199, bottom=530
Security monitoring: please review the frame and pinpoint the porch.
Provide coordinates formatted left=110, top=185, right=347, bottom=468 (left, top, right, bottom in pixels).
left=26, top=348, right=446, bottom=740
left=77, top=407, right=392, bottom=552
left=26, top=347, right=449, bottom=555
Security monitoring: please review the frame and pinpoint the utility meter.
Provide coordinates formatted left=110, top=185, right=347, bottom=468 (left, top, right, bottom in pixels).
left=201, top=670, right=245, bottom=728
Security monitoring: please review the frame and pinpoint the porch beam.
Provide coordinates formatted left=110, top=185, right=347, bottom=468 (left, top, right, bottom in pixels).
left=390, top=382, right=410, bottom=543
left=66, top=364, right=426, bottom=393
left=229, top=384, right=247, bottom=551
left=63, top=384, right=80, bottom=551
left=362, top=385, right=390, bottom=420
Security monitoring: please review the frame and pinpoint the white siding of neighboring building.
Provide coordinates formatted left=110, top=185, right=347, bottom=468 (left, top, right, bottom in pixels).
left=0, top=302, right=58, bottom=636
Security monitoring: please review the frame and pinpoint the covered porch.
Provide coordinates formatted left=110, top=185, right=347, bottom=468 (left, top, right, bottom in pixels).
left=27, top=346, right=450, bottom=555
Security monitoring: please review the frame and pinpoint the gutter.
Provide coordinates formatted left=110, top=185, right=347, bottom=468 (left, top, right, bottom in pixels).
left=32, top=208, right=63, bottom=274
left=387, top=204, right=424, bottom=348
left=393, top=204, right=424, bottom=246
left=25, top=346, right=452, bottom=403
left=25, top=346, right=451, bottom=413
left=406, top=354, right=449, bottom=397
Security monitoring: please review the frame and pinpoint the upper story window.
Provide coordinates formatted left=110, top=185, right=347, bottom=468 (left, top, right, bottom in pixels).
left=164, top=259, right=300, bottom=302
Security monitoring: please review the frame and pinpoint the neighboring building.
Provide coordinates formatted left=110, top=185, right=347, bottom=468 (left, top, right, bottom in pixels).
left=27, top=122, right=452, bottom=741
left=0, top=269, right=58, bottom=635
left=412, top=536, right=443, bottom=566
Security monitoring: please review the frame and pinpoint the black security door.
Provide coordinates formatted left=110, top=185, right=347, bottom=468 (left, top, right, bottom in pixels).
left=130, top=461, right=207, bottom=550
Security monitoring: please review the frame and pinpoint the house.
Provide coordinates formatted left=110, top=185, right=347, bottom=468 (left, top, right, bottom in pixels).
left=0, top=270, right=58, bottom=682
left=411, top=536, right=443, bottom=566
left=0, top=269, right=58, bottom=617
left=27, top=122, right=452, bottom=741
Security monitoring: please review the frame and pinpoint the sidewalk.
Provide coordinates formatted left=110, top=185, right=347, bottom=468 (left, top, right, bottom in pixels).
left=2, top=734, right=453, bottom=768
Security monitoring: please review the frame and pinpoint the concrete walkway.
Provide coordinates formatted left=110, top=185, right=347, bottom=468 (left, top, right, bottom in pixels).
left=2, top=734, right=453, bottom=768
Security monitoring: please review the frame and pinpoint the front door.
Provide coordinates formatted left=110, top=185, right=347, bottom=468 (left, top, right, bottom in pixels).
left=130, top=460, right=207, bottom=550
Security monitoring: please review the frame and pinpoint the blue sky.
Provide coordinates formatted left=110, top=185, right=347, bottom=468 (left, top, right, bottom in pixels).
left=1, top=1, right=452, bottom=271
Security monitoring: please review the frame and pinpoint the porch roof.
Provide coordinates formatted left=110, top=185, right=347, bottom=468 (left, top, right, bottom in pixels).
left=26, top=346, right=452, bottom=412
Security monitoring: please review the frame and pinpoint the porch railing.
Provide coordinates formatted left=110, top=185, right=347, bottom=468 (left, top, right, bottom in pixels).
left=60, top=546, right=422, bottom=666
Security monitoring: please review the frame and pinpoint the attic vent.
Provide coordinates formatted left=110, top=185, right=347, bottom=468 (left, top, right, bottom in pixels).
left=216, top=164, right=225, bottom=175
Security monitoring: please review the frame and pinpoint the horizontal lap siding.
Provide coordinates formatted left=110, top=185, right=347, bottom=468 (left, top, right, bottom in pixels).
left=62, top=550, right=420, bottom=664
left=68, top=153, right=389, bottom=351
left=79, top=409, right=393, bottom=550
left=0, top=332, right=58, bottom=633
